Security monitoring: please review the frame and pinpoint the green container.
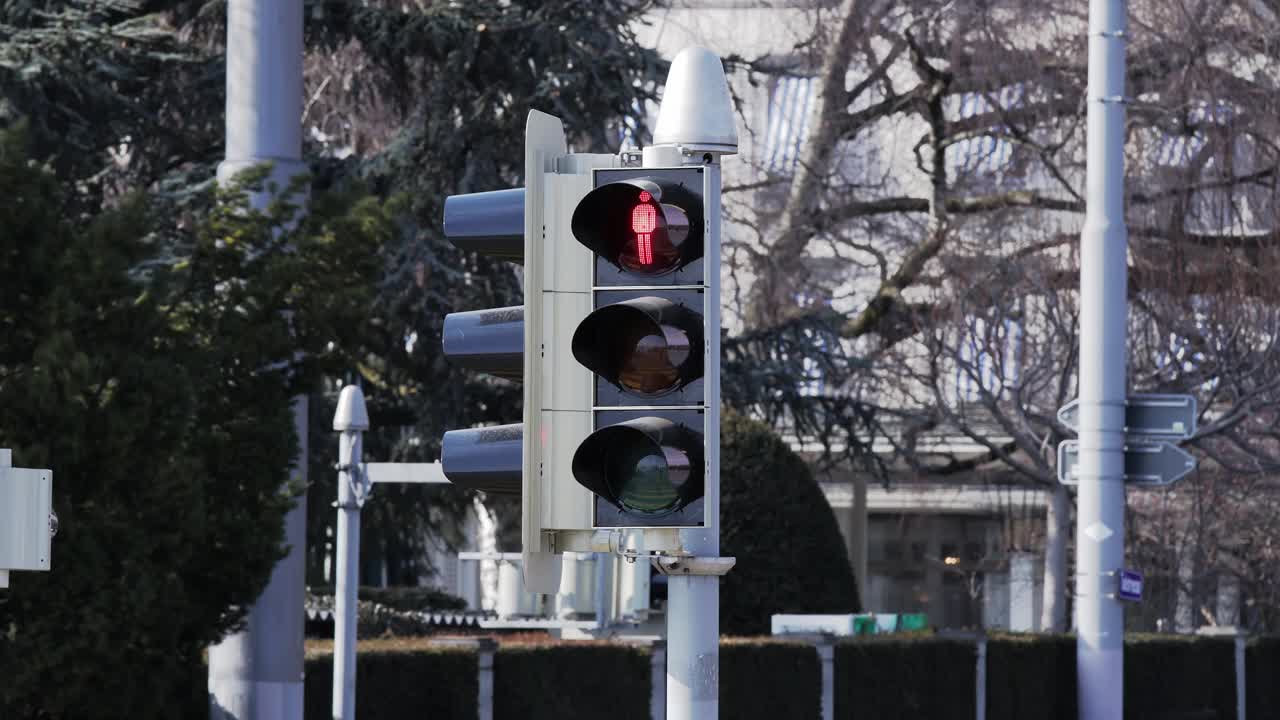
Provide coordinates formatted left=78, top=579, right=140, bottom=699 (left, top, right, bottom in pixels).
left=898, top=613, right=928, bottom=631
left=853, top=615, right=879, bottom=635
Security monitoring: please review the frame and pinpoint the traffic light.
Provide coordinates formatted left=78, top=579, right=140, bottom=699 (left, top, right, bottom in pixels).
left=437, top=52, right=731, bottom=595
left=439, top=110, right=582, bottom=593
left=569, top=167, right=711, bottom=528
left=439, top=188, right=527, bottom=495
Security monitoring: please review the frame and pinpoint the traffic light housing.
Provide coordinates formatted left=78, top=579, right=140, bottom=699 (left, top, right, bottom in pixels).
left=569, top=167, right=711, bottom=528
left=438, top=108, right=724, bottom=591
left=439, top=110, right=584, bottom=593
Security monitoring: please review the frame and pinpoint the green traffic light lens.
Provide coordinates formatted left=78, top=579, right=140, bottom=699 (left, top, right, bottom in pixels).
left=609, top=445, right=678, bottom=514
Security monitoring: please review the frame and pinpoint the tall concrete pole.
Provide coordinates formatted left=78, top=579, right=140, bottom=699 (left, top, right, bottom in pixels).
left=208, top=2, right=309, bottom=719
left=1076, top=0, right=1128, bottom=717
left=332, top=386, right=370, bottom=720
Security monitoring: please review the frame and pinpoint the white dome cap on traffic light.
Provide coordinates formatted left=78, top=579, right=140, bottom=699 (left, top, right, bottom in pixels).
left=652, top=46, right=738, bottom=155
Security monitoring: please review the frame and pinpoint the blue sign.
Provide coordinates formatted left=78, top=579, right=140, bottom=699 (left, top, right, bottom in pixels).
left=1118, top=569, right=1143, bottom=602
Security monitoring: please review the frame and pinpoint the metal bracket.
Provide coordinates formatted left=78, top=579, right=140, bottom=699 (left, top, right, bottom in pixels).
left=333, top=461, right=372, bottom=508
left=653, top=556, right=736, bottom=577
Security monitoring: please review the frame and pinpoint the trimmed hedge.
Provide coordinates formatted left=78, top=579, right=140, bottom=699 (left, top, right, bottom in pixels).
left=307, top=585, right=467, bottom=613
left=985, top=634, right=1239, bottom=720
left=190, top=633, right=1280, bottom=719
left=721, top=639, right=821, bottom=720
left=987, top=634, right=1076, bottom=720
left=1248, top=636, right=1280, bottom=717
left=494, top=643, right=650, bottom=720
left=1125, top=635, right=1235, bottom=720
left=303, top=641, right=478, bottom=720
left=835, top=636, right=975, bottom=720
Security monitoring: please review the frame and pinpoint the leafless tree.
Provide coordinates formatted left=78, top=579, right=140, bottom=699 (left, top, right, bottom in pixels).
left=723, top=0, right=1280, bottom=631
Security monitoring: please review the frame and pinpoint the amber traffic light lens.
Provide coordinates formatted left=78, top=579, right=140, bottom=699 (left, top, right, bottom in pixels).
left=571, top=297, right=703, bottom=398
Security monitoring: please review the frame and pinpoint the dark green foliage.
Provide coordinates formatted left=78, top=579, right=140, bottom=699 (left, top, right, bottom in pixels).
left=834, top=637, right=976, bottom=720
left=722, top=310, right=879, bottom=470
left=296, top=0, right=667, bottom=582
left=307, top=585, right=468, bottom=613
left=986, top=634, right=1244, bottom=720
left=1, top=0, right=667, bottom=582
left=494, top=643, right=651, bottom=720
left=720, top=410, right=860, bottom=635
left=720, top=639, right=821, bottom=720
left=0, top=1, right=225, bottom=203
left=304, top=645, right=479, bottom=720
left=1247, top=636, right=1280, bottom=718
left=0, top=127, right=394, bottom=719
left=986, top=634, right=1076, bottom=720
left=1125, top=635, right=1236, bottom=720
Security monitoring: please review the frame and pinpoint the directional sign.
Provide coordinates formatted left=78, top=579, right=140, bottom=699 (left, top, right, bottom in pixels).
left=1117, top=569, right=1144, bottom=602
left=1057, top=394, right=1196, bottom=439
left=1057, top=439, right=1196, bottom=487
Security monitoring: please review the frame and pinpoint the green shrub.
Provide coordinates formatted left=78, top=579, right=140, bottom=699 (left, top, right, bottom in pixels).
left=1125, top=635, right=1235, bottom=720
left=494, top=643, right=650, bottom=720
left=721, top=639, right=821, bottom=720
left=986, top=634, right=1075, bottom=720
left=720, top=411, right=860, bottom=635
left=304, top=642, right=478, bottom=720
left=834, top=636, right=975, bottom=720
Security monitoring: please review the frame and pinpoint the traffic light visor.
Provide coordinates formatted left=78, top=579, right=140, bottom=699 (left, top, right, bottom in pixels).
left=571, top=297, right=703, bottom=397
left=571, top=417, right=704, bottom=517
left=443, top=188, right=524, bottom=262
left=572, top=179, right=703, bottom=275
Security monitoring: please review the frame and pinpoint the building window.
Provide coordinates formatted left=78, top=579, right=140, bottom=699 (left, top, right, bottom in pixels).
left=947, top=85, right=1023, bottom=178
left=956, top=315, right=1024, bottom=402
left=763, top=75, right=815, bottom=174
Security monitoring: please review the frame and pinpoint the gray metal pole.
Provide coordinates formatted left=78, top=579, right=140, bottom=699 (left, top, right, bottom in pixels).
left=646, top=45, right=737, bottom=720
left=1077, top=0, right=1128, bottom=717
left=332, top=386, right=370, bottom=720
left=647, top=149, right=722, bottom=720
left=208, top=2, right=308, bottom=719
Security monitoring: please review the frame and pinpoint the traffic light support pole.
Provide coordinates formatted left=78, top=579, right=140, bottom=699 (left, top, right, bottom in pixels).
left=641, top=146, right=729, bottom=720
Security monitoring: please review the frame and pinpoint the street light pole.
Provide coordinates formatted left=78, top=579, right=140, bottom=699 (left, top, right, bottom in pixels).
left=207, top=2, right=309, bottom=719
left=1076, top=0, right=1129, bottom=717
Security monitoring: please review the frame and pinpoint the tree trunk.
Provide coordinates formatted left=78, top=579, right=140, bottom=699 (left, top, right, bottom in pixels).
left=1040, top=483, right=1069, bottom=632
left=746, top=0, right=861, bottom=328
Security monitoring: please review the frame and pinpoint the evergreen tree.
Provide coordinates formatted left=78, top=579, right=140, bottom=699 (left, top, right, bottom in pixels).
left=0, top=126, right=394, bottom=719
left=720, top=410, right=861, bottom=635
left=1, top=0, right=666, bottom=585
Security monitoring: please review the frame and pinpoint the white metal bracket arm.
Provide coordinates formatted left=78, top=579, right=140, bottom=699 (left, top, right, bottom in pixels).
left=332, top=461, right=371, bottom=508
left=653, top=556, right=736, bottom=577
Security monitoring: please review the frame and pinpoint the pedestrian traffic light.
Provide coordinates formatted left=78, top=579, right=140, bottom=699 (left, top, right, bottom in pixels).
left=570, top=178, right=704, bottom=276
left=569, top=167, right=711, bottom=528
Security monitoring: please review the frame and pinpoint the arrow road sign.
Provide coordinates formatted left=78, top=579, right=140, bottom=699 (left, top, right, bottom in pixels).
left=1057, top=439, right=1196, bottom=487
left=1057, top=394, right=1196, bottom=438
